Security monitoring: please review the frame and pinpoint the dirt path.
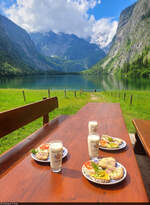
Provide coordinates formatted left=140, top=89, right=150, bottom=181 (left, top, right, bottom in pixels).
left=90, top=94, right=99, bottom=101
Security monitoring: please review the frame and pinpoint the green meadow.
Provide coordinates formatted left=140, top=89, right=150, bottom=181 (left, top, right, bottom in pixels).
left=0, top=89, right=150, bottom=155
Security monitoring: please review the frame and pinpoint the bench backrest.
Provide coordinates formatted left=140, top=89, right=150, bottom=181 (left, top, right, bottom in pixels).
left=0, top=97, right=58, bottom=139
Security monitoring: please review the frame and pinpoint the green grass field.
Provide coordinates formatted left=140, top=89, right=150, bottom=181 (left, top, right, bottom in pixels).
left=0, top=89, right=150, bottom=155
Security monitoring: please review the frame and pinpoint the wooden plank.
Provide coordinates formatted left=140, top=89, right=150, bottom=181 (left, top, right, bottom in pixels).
left=132, top=119, right=150, bottom=157
left=0, top=97, right=58, bottom=138
left=0, top=115, right=69, bottom=175
left=0, top=103, right=148, bottom=202
left=42, top=97, right=49, bottom=125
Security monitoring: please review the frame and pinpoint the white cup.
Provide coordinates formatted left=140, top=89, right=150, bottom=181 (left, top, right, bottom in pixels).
left=88, top=134, right=100, bottom=159
left=49, top=140, right=63, bottom=172
left=88, top=121, right=98, bottom=135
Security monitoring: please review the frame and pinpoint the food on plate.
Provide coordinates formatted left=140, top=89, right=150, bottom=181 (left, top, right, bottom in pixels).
left=31, top=143, right=50, bottom=160
left=83, top=157, right=124, bottom=183
left=99, top=135, right=123, bottom=149
left=106, top=167, right=124, bottom=180
left=98, top=157, right=116, bottom=169
left=36, top=151, right=49, bottom=160
left=84, top=160, right=110, bottom=182
left=37, top=143, right=49, bottom=152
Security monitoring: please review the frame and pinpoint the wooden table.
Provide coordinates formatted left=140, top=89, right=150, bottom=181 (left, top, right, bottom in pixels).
left=132, top=119, right=150, bottom=157
left=0, top=103, right=149, bottom=202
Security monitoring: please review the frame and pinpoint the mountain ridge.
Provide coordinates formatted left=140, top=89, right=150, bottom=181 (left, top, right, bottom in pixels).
left=30, top=31, right=106, bottom=70
left=0, top=14, right=59, bottom=76
left=0, top=13, right=106, bottom=76
left=86, top=0, right=150, bottom=77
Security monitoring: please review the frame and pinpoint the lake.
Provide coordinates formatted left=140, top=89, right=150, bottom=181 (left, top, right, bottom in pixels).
left=0, top=74, right=150, bottom=90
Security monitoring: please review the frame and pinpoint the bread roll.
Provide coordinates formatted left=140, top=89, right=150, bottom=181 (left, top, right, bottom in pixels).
left=36, top=151, right=49, bottom=160
left=107, top=167, right=124, bottom=180
left=98, top=157, right=116, bottom=169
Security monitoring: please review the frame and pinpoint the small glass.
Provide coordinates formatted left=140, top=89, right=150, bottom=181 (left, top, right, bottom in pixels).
left=88, top=121, right=98, bottom=135
left=49, top=140, right=63, bottom=173
left=88, top=134, right=100, bottom=159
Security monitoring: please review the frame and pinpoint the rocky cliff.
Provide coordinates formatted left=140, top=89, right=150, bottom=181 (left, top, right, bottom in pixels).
left=88, top=0, right=150, bottom=76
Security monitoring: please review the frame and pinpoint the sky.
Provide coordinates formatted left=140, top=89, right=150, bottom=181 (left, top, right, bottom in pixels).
left=0, top=0, right=137, bottom=48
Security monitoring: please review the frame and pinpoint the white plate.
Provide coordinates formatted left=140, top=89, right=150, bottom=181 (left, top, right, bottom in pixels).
left=82, top=158, right=127, bottom=185
left=31, top=147, right=68, bottom=163
left=99, top=136, right=127, bottom=151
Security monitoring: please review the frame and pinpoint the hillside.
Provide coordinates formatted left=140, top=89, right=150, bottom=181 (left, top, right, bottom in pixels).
left=30, top=32, right=106, bottom=70
left=0, top=15, right=59, bottom=76
left=86, top=0, right=150, bottom=77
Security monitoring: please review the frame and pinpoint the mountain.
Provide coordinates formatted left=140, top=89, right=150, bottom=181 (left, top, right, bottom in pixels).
left=30, top=32, right=106, bottom=70
left=0, top=14, right=106, bottom=76
left=0, top=14, right=60, bottom=76
left=86, top=0, right=150, bottom=77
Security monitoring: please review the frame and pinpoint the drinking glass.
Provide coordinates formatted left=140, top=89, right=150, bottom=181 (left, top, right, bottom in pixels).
left=49, top=140, right=63, bottom=172
left=88, top=134, right=100, bottom=159
left=88, top=121, right=98, bottom=135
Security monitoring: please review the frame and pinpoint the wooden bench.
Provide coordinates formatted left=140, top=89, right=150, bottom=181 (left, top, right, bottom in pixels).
left=132, top=119, right=150, bottom=157
left=0, top=97, right=69, bottom=174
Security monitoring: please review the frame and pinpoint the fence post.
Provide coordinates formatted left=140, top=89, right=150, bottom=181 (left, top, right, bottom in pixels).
left=48, top=89, right=50, bottom=98
left=22, top=90, right=26, bottom=102
left=74, top=90, right=76, bottom=97
left=64, top=88, right=66, bottom=97
left=124, top=93, right=126, bottom=101
left=130, top=95, right=133, bottom=105
left=43, top=97, right=49, bottom=125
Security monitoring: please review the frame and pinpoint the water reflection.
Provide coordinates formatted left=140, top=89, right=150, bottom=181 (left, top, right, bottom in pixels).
left=0, top=75, right=150, bottom=90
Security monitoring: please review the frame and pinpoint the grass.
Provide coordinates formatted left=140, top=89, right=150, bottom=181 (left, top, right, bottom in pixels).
left=94, top=90, right=150, bottom=132
left=0, top=89, right=150, bottom=155
left=0, top=89, right=91, bottom=154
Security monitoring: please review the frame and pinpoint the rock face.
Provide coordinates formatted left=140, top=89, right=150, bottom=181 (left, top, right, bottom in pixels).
left=99, top=0, right=150, bottom=73
left=30, top=31, right=106, bottom=69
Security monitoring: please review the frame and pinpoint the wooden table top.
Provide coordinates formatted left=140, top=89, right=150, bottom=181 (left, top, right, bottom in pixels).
left=133, top=119, right=150, bottom=157
left=0, top=103, right=149, bottom=203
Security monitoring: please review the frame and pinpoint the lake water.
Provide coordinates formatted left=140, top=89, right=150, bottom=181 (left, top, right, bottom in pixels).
left=0, top=74, right=150, bottom=90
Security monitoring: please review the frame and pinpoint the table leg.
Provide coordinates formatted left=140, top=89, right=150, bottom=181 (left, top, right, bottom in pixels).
left=134, top=132, right=146, bottom=155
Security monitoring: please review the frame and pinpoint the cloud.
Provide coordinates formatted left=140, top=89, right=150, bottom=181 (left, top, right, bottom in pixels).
left=0, top=1, right=8, bottom=14
left=91, top=18, right=118, bottom=48
left=3, top=0, right=118, bottom=47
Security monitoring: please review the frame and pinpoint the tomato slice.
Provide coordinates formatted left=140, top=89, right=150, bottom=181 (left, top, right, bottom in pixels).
left=100, top=139, right=107, bottom=146
left=39, top=144, right=49, bottom=150
left=84, top=161, right=93, bottom=169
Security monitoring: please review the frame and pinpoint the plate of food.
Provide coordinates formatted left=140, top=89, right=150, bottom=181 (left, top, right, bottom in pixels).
left=99, top=135, right=126, bottom=150
left=31, top=143, right=68, bottom=163
left=82, top=157, right=127, bottom=185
